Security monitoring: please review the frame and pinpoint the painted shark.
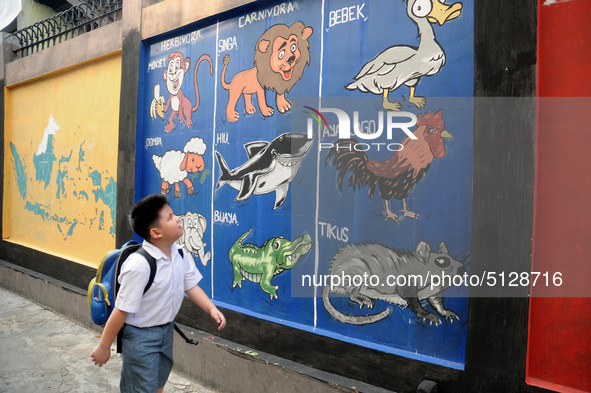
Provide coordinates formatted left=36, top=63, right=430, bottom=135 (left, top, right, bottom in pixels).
left=215, top=132, right=314, bottom=209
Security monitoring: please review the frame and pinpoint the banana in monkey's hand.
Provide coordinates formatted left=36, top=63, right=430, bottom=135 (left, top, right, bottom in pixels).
left=150, top=85, right=165, bottom=120
left=150, top=97, right=165, bottom=120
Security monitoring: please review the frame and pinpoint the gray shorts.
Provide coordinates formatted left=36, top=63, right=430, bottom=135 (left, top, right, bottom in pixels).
left=120, top=322, right=174, bottom=392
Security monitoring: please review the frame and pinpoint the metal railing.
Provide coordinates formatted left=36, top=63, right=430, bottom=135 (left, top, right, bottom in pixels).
left=9, top=0, right=123, bottom=59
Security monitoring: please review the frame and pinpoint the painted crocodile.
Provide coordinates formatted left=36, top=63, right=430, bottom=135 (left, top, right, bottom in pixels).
left=228, top=228, right=312, bottom=299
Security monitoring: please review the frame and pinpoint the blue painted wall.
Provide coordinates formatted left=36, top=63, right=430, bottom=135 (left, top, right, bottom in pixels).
left=136, top=0, right=473, bottom=368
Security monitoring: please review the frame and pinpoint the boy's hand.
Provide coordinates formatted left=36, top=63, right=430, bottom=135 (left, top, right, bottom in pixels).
left=91, top=344, right=111, bottom=367
left=90, top=308, right=126, bottom=367
left=185, top=285, right=227, bottom=331
left=211, top=308, right=226, bottom=331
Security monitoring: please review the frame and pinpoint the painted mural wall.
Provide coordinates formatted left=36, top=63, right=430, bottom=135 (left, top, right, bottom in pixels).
left=137, top=0, right=473, bottom=368
left=3, top=54, right=121, bottom=266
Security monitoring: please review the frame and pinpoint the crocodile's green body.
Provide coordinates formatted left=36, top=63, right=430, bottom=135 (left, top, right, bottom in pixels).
left=229, top=228, right=312, bottom=299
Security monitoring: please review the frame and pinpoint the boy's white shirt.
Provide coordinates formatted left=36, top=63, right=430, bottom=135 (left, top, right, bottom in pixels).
left=115, top=240, right=202, bottom=328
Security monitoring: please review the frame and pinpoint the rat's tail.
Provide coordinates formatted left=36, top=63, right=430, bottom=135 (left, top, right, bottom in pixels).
left=321, top=286, right=390, bottom=325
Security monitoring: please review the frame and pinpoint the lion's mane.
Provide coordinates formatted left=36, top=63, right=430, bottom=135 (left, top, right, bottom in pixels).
left=254, top=21, right=311, bottom=95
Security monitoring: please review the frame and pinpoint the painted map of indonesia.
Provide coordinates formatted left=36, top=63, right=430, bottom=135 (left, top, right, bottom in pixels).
left=8, top=114, right=117, bottom=238
left=33, top=114, right=58, bottom=189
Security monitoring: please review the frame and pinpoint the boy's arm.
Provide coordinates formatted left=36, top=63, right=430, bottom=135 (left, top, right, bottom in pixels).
left=90, top=307, right=128, bottom=367
left=185, top=285, right=226, bottom=331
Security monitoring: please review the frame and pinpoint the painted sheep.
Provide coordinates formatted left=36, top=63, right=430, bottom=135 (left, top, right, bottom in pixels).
left=152, top=137, right=207, bottom=198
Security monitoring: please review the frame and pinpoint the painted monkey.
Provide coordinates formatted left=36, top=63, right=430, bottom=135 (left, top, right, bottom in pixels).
left=155, top=52, right=213, bottom=133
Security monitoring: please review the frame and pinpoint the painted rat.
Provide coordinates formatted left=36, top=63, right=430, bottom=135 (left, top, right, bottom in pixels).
left=322, top=240, right=467, bottom=325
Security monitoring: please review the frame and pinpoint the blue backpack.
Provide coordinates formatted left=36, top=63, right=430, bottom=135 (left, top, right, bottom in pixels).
left=88, top=241, right=153, bottom=326
left=88, top=240, right=197, bottom=351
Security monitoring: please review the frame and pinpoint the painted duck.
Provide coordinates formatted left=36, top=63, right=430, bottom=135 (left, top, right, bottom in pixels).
left=345, top=0, right=462, bottom=110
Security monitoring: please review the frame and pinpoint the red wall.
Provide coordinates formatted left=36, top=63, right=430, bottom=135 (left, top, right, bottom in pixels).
left=528, top=0, right=591, bottom=391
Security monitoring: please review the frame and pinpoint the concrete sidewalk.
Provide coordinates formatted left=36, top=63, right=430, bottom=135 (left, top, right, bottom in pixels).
left=0, top=286, right=217, bottom=393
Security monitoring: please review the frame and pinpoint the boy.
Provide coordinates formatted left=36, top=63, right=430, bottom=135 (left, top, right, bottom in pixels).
left=91, top=194, right=225, bottom=393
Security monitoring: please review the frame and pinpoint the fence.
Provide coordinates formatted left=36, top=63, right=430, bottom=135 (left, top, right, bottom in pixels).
left=8, top=0, right=122, bottom=59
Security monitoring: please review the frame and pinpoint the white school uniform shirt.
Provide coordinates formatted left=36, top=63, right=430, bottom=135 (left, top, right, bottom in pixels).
left=115, top=240, right=202, bottom=328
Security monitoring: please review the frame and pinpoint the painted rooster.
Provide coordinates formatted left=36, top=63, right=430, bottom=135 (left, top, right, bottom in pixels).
left=325, top=110, right=452, bottom=222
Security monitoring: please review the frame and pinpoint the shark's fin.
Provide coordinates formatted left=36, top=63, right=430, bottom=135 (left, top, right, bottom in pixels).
left=244, top=141, right=269, bottom=158
left=273, top=183, right=289, bottom=209
left=215, top=152, right=230, bottom=189
left=236, top=174, right=257, bottom=201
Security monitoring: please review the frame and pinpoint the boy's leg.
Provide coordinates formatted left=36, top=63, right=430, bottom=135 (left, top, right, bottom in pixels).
left=120, top=323, right=174, bottom=393
left=157, top=322, right=175, bottom=391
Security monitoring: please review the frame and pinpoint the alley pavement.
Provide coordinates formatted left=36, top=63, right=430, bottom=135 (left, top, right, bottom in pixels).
left=0, top=286, right=217, bottom=393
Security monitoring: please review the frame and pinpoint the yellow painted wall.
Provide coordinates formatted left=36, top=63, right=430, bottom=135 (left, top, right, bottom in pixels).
left=3, top=53, right=121, bottom=267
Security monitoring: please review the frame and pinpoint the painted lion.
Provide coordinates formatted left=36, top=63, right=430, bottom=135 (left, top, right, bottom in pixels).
left=221, top=21, right=313, bottom=123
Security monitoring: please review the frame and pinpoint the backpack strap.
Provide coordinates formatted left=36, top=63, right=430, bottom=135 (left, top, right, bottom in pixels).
left=174, top=324, right=199, bottom=346
left=172, top=247, right=198, bottom=346
left=135, top=247, right=157, bottom=294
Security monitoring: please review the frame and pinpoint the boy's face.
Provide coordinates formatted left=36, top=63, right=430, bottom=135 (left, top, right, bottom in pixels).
left=153, top=204, right=183, bottom=242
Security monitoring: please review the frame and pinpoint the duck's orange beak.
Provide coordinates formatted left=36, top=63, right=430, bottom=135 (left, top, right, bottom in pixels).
left=428, top=1, right=463, bottom=26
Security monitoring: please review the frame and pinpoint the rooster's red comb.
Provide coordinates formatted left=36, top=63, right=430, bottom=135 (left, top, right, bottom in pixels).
left=416, top=110, right=444, bottom=131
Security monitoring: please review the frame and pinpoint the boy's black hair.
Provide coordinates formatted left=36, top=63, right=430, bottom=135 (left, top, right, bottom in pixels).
left=129, top=194, right=169, bottom=241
